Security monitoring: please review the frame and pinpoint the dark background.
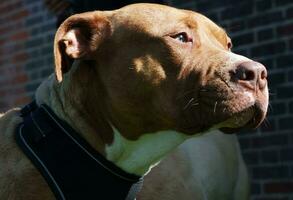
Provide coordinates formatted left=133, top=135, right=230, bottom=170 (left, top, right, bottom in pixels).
left=0, top=0, right=292, bottom=199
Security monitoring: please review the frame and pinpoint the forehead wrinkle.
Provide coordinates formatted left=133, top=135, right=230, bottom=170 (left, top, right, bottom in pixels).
left=209, top=24, right=228, bottom=46
left=112, top=5, right=190, bottom=36
left=180, top=14, right=198, bottom=30
left=191, top=12, right=228, bottom=47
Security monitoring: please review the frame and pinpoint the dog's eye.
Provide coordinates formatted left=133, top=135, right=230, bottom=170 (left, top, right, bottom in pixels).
left=171, top=32, right=192, bottom=43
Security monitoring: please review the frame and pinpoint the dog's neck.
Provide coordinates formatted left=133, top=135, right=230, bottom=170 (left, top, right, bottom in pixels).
left=106, top=127, right=189, bottom=175
left=35, top=66, right=191, bottom=176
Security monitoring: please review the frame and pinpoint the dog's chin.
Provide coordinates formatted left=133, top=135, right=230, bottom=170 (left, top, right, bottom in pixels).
left=177, top=98, right=267, bottom=135
left=219, top=103, right=266, bottom=134
left=178, top=107, right=254, bottom=135
left=217, top=107, right=254, bottom=133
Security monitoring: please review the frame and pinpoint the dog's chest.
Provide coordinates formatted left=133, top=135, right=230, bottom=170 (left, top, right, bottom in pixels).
left=106, top=128, right=189, bottom=175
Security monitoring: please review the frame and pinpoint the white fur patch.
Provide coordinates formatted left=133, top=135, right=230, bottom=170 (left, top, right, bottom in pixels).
left=226, top=52, right=251, bottom=64
left=105, top=127, right=191, bottom=176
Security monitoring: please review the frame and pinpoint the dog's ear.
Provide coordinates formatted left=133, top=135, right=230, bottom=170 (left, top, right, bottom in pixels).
left=54, top=12, right=111, bottom=82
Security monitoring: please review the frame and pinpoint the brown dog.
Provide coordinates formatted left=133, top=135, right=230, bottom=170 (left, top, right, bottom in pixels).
left=0, top=3, right=268, bottom=200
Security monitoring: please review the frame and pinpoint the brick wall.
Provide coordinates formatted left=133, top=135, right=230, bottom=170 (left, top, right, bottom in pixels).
left=0, top=0, right=55, bottom=112
left=1, top=0, right=293, bottom=199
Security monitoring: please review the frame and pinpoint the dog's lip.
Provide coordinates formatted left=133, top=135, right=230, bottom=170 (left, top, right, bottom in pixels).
left=178, top=95, right=267, bottom=135
left=179, top=104, right=257, bottom=135
left=220, top=102, right=266, bottom=134
left=177, top=124, right=210, bottom=135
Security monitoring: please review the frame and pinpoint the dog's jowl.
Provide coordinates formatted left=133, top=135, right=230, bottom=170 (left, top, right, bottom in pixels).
left=0, top=3, right=268, bottom=200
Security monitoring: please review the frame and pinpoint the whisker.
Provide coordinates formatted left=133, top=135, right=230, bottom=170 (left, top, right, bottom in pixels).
left=200, top=89, right=208, bottom=92
left=191, top=103, right=199, bottom=107
left=176, top=89, right=197, bottom=100
left=183, top=98, right=195, bottom=110
left=213, top=101, right=218, bottom=114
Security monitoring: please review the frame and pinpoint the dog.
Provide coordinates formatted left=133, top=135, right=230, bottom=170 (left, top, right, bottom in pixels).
left=0, top=3, right=268, bottom=200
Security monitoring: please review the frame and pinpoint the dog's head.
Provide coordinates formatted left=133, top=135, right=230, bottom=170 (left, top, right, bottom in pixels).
left=53, top=4, right=268, bottom=140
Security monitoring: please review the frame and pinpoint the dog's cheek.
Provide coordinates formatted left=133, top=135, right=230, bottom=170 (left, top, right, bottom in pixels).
left=133, top=56, right=167, bottom=85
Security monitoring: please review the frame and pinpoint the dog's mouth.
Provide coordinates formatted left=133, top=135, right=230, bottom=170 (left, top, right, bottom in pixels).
left=216, top=106, right=255, bottom=129
left=219, top=101, right=266, bottom=134
left=178, top=88, right=268, bottom=135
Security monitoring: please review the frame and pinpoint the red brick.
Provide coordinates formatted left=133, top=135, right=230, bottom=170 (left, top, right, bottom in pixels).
left=277, top=23, right=293, bottom=37
left=10, top=87, right=26, bottom=95
left=7, top=9, right=28, bottom=21
left=12, top=53, right=28, bottom=64
left=10, top=31, right=28, bottom=41
left=0, top=26, right=11, bottom=34
left=264, top=181, right=293, bottom=193
left=0, top=89, right=7, bottom=96
left=13, top=95, right=30, bottom=106
left=10, top=74, right=28, bottom=84
left=0, top=39, right=6, bottom=45
left=0, top=1, right=22, bottom=14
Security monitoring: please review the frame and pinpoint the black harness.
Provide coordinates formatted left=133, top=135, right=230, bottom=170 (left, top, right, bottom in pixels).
left=15, top=102, right=143, bottom=200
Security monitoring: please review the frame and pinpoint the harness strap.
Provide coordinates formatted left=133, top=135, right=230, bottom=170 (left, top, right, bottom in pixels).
left=16, top=102, right=143, bottom=200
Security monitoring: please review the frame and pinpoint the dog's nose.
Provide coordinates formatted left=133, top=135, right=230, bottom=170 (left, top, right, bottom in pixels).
left=232, top=61, right=267, bottom=90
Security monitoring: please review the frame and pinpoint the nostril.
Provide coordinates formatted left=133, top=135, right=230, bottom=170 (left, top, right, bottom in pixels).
left=235, top=66, right=256, bottom=81
left=258, top=66, right=267, bottom=89
left=245, top=70, right=255, bottom=81
left=231, top=61, right=268, bottom=91
left=260, top=69, right=267, bottom=80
